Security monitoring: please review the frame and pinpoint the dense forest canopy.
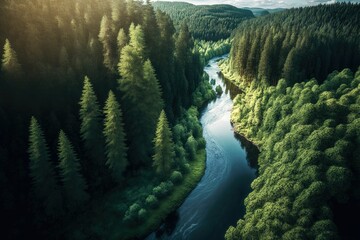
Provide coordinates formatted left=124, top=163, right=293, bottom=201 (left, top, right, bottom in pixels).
left=152, top=1, right=254, bottom=40
left=229, top=3, right=360, bottom=86
left=223, top=3, right=360, bottom=240
left=0, top=0, right=208, bottom=238
left=226, top=67, right=360, bottom=240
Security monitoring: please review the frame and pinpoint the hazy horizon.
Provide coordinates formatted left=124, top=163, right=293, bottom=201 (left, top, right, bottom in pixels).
left=154, top=0, right=360, bottom=9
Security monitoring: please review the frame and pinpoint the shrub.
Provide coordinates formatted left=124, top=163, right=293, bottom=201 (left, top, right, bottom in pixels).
left=152, top=181, right=174, bottom=199
left=138, top=208, right=147, bottom=221
left=180, top=163, right=191, bottom=174
left=216, top=85, right=223, bottom=95
left=170, top=171, right=183, bottom=185
left=123, top=203, right=141, bottom=224
left=145, top=195, right=159, bottom=208
left=185, top=135, right=198, bottom=161
left=210, top=78, right=216, bottom=85
left=197, top=137, right=206, bottom=149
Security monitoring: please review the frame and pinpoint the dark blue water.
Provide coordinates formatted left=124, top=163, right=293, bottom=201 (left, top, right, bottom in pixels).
left=147, top=56, right=258, bottom=240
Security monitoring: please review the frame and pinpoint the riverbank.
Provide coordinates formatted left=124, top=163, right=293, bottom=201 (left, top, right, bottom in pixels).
left=147, top=55, right=258, bottom=239
left=218, top=59, right=263, bottom=148
left=121, top=149, right=206, bottom=240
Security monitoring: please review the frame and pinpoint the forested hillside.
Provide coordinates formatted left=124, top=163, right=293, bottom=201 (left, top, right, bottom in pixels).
left=226, top=68, right=360, bottom=239
left=0, top=0, right=209, bottom=238
left=222, top=3, right=360, bottom=240
left=152, top=1, right=254, bottom=40
left=229, top=3, right=360, bottom=86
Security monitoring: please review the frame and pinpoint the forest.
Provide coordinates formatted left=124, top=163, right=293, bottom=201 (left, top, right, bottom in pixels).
left=222, top=3, right=360, bottom=240
left=0, top=0, right=219, bottom=238
left=152, top=1, right=254, bottom=41
left=1, top=0, right=359, bottom=239
left=229, top=3, right=360, bottom=86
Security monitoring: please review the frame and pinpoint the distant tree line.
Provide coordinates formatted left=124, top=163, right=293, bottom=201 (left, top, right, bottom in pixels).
left=229, top=3, right=360, bottom=86
left=153, top=2, right=254, bottom=41
left=0, top=0, right=203, bottom=238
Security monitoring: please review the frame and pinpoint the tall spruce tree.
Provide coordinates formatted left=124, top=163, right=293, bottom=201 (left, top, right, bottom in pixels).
left=118, top=24, right=163, bottom=165
left=28, top=117, right=62, bottom=217
left=58, top=130, right=89, bottom=211
left=103, top=90, right=127, bottom=183
left=117, top=28, right=128, bottom=62
left=79, top=76, right=104, bottom=186
left=153, top=110, right=175, bottom=177
left=99, top=15, right=116, bottom=72
left=1, top=39, right=21, bottom=75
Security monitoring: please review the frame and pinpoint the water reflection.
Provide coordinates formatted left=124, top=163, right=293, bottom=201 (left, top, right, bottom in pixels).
left=234, top=133, right=259, bottom=171
left=218, top=72, right=243, bottom=100
left=147, top=55, right=258, bottom=240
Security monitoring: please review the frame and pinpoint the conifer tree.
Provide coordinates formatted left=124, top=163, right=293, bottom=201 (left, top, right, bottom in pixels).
left=99, top=15, right=116, bottom=72
left=58, top=130, right=89, bottom=210
left=79, top=76, right=104, bottom=184
left=1, top=39, right=21, bottom=75
left=153, top=110, right=175, bottom=177
left=103, top=90, right=127, bottom=183
left=118, top=24, right=163, bottom=165
left=117, top=28, right=128, bottom=57
left=28, top=117, right=62, bottom=217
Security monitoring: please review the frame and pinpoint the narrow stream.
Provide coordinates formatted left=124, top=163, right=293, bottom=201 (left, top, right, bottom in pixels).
left=147, top=55, right=259, bottom=240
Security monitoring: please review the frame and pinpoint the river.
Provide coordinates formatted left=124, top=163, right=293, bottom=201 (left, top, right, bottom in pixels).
left=146, top=55, right=259, bottom=240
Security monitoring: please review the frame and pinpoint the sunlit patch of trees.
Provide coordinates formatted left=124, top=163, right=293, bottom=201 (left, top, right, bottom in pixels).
left=226, top=68, right=360, bottom=239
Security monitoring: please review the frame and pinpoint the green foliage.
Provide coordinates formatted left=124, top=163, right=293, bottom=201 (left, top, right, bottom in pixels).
left=0, top=0, right=205, bottom=237
left=152, top=181, right=174, bottom=199
left=215, top=85, right=223, bottom=95
left=227, top=67, right=360, bottom=239
left=103, top=90, right=127, bottom=183
left=119, top=25, right=164, bottom=164
left=145, top=195, right=158, bottom=209
left=196, top=38, right=232, bottom=65
left=1, top=39, right=21, bottom=75
left=28, top=117, right=62, bottom=217
left=192, top=73, right=216, bottom=108
left=123, top=203, right=142, bottom=224
left=79, top=76, right=104, bottom=184
left=170, top=171, right=183, bottom=185
left=230, top=3, right=360, bottom=86
left=185, top=135, right=198, bottom=161
left=58, top=130, right=89, bottom=211
left=153, top=110, right=175, bottom=177
left=153, top=2, right=254, bottom=41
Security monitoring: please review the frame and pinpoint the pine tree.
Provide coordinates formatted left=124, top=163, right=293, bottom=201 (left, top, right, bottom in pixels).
left=153, top=110, right=175, bottom=177
left=117, top=28, right=128, bottom=58
left=79, top=76, right=104, bottom=185
left=28, top=117, right=62, bottom=217
left=58, top=130, right=89, bottom=210
left=99, top=15, right=116, bottom=72
left=143, top=59, right=164, bottom=127
left=118, top=24, right=162, bottom=165
left=103, top=90, right=127, bottom=183
left=1, top=39, right=21, bottom=75
left=129, top=23, right=146, bottom=58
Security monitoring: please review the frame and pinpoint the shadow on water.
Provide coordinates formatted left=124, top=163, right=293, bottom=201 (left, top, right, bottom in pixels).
left=234, top=133, right=260, bottom=172
left=218, top=72, right=243, bottom=100
left=154, top=211, right=180, bottom=238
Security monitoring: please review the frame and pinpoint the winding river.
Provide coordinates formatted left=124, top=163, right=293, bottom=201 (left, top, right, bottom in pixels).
left=147, top=56, right=259, bottom=240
